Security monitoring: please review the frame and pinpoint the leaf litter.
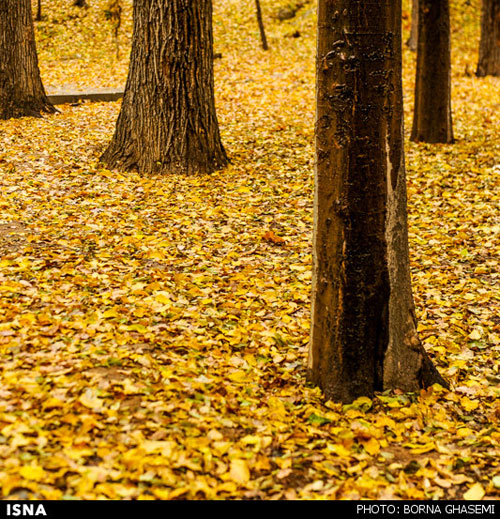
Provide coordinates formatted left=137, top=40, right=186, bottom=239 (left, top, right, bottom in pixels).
left=0, top=0, right=498, bottom=500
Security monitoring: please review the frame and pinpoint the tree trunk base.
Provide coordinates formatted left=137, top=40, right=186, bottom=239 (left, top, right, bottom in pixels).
left=0, top=98, right=56, bottom=120
left=100, top=0, right=227, bottom=176
left=476, top=67, right=500, bottom=77
left=100, top=137, right=227, bottom=176
left=0, top=0, right=55, bottom=121
left=308, top=323, right=449, bottom=404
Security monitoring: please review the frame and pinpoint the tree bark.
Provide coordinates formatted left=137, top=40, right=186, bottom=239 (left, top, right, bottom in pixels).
left=101, top=0, right=227, bottom=175
left=36, top=0, right=42, bottom=21
left=406, top=0, right=418, bottom=51
left=309, top=0, right=448, bottom=403
left=411, top=0, right=454, bottom=143
left=0, top=0, right=55, bottom=120
left=255, top=0, right=269, bottom=50
left=476, top=0, right=500, bottom=77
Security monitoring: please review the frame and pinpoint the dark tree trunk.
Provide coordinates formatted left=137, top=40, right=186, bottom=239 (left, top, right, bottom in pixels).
left=411, top=0, right=454, bottom=143
left=255, top=0, right=269, bottom=50
left=476, top=0, right=500, bottom=77
left=101, top=0, right=227, bottom=175
left=406, top=0, right=418, bottom=51
left=74, top=0, right=88, bottom=7
left=309, top=0, right=447, bottom=403
left=36, top=0, right=42, bottom=21
left=0, top=0, right=54, bottom=120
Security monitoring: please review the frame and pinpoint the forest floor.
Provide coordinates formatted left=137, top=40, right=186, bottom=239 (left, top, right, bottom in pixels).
left=0, top=0, right=498, bottom=500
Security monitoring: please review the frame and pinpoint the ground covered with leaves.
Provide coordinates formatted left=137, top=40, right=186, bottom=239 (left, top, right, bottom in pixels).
left=0, top=0, right=498, bottom=500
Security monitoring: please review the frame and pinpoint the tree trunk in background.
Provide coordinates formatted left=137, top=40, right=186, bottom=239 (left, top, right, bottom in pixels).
left=0, top=0, right=54, bottom=120
left=101, top=0, right=227, bottom=175
left=36, top=0, right=42, bottom=21
left=309, top=0, right=447, bottom=403
left=411, top=0, right=454, bottom=143
left=406, top=0, right=418, bottom=51
left=74, top=0, right=88, bottom=7
left=476, top=0, right=500, bottom=76
left=255, top=0, right=269, bottom=50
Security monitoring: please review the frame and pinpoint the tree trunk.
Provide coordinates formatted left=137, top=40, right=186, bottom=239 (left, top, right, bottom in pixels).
left=406, top=0, right=418, bottom=51
left=36, top=0, right=42, bottom=21
left=101, top=0, right=227, bottom=175
left=476, top=0, right=500, bottom=77
left=411, top=0, right=454, bottom=143
left=255, top=0, right=269, bottom=50
left=0, top=0, right=54, bottom=120
left=74, top=0, right=88, bottom=7
left=309, top=0, right=448, bottom=403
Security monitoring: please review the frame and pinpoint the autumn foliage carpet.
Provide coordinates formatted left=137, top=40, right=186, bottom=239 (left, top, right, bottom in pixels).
left=0, top=0, right=498, bottom=500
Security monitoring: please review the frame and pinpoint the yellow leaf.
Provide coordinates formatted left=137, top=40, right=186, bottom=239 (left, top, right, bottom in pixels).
left=352, top=396, right=372, bottom=410
left=464, top=483, right=485, bottom=500
left=152, top=488, right=171, bottom=499
left=362, top=437, right=380, bottom=456
left=217, top=481, right=237, bottom=493
left=404, top=442, right=436, bottom=454
left=456, top=427, right=474, bottom=438
left=228, top=370, right=247, bottom=383
left=376, top=416, right=397, bottom=429
left=241, top=435, right=261, bottom=445
left=121, top=378, right=141, bottom=395
left=168, top=487, right=189, bottom=499
left=103, top=309, right=119, bottom=318
left=142, top=440, right=175, bottom=457
left=327, top=444, right=352, bottom=457
left=229, top=459, right=250, bottom=484
left=43, top=397, right=64, bottom=410
left=19, top=465, right=44, bottom=481
left=79, top=388, right=104, bottom=411
left=461, top=397, right=479, bottom=412
left=2, top=475, right=21, bottom=496
left=154, top=291, right=171, bottom=304
left=133, top=307, right=147, bottom=318
left=468, top=329, right=481, bottom=340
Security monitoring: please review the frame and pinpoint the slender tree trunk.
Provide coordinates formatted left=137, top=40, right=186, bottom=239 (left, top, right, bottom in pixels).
left=255, top=0, right=269, bottom=50
left=411, top=0, right=454, bottom=143
left=309, top=0, right=447, bottom=403
left=0, top=0, right=55, bottom=120
left=406, top=0, right=418, bottom=51
left=476, top=0, right=500, bottom=77
left=105, top=0, right=122, bottom=60
left=101, top=0, right=227, bottom=175
left=36, top=0, right=42, bottom=21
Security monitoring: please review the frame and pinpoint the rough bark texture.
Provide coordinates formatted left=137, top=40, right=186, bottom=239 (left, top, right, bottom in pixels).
left=0, top=0, right=55, bottom=120
left=411, top=0, right=454, bottom=143
left=309, top=0, right=447, bottom=403
left=101, top=0, right=227, bottom=175
left=406, top=0, right=419, bottom=51
left=255, top=0, right=269, bottom=50
left=476, top=0, right=500, bottom=77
